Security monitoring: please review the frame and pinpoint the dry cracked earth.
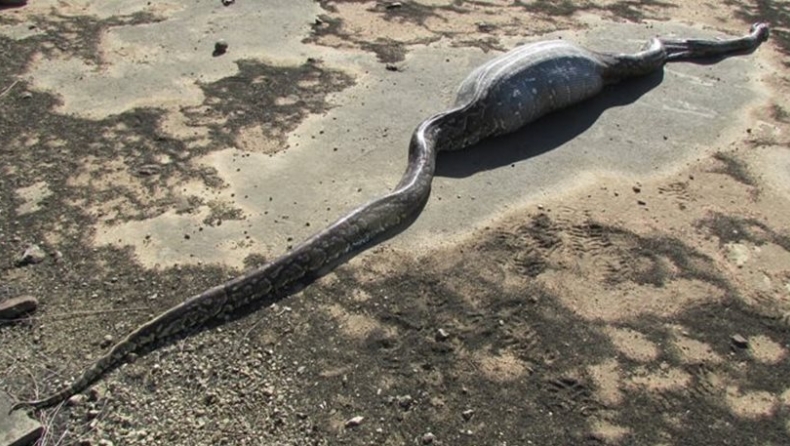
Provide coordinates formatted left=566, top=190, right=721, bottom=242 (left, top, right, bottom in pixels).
left=2, top=1, right=790, bottom=445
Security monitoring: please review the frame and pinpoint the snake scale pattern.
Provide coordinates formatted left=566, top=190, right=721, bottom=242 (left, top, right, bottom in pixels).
left=12, top=23, right=769, bottom=412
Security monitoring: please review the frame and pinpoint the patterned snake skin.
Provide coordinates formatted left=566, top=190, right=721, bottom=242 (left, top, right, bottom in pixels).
left=12, top=23, right=769, bottom=412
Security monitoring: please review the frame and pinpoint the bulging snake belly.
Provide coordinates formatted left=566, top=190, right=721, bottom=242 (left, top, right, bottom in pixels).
left=11, top=23, right=769, bottom=412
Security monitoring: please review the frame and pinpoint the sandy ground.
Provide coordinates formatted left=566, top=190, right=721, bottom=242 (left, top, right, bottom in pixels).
left=1, top=1, right=789, bottom=445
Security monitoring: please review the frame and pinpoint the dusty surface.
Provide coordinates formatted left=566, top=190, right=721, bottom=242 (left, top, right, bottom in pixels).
left=1, top=0, right=789, bottom=445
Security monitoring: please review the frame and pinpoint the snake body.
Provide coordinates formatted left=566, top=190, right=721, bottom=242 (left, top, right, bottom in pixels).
left=13, top=23, right=769, bottom=412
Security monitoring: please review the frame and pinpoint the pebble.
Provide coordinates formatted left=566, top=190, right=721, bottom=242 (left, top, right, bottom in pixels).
left=344, top=416, right=364, bottom=428
left=422, top=432, right=436, bottom=444
left=16, top=244, right=47, bottom=266
left=214, top=39, right=229, bottom=56
left=221, top=0, right=234, bottom=5
left=435, top=328, right=450, bottom=341
left=67, top=394, right=87, bottom=406
left=731, top=334, right=749, bottom=349
left=0, top=295, right=38, bottom=320
left=100, top=334, right=114, bottom=348
left=397, top=395, right=413, bottom=409
left=462, top=409, right=475, bottom=420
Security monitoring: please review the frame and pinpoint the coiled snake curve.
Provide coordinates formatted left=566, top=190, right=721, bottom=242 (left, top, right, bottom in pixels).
left=12, top=23, right=769, bottom=412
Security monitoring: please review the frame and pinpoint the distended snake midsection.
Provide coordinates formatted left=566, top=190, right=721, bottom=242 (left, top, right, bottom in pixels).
left=12, top=23, right=769, bottom=412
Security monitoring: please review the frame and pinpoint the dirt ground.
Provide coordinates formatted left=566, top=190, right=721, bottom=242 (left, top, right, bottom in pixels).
left=2, top=1, right=790, bottom=445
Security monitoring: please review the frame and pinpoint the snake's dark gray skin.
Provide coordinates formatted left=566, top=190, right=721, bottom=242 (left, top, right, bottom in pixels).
left=12, top=23, right=769, bottom=413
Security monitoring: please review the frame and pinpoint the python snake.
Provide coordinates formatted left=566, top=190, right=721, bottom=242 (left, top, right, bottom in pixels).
left=12, top=23, right=769, bottom=412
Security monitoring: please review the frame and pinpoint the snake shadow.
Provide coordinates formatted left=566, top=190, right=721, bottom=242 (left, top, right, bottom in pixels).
left=436, top=69, right=665, bottom=178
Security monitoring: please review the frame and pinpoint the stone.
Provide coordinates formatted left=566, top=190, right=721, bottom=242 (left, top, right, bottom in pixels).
left=397, top=395, right=413, bottom=409
left=0, top=295, right=38, bottom=320
left=344, top=416, right=364, bottom=428
left=15, top=244, right=46, bottom=266
left=731, top=334, right=749, bottom=349
left=213, top=39, right=228, bottom=56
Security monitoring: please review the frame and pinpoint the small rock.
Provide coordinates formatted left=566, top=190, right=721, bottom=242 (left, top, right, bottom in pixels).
left=632, top=186, right=642, bottom=193
left=87, top=386, right=104, bottom=402
left=67, top=394, right=87, bottom=407
left=397, top=395, right=413, bottom=410
left=221, top=0, right=234, bottom=5
left=385, top=63, right=399, bottom=72
left=100, top=334, right=114, bottom=349
left=52, top=250, right=64, bottom=262
left=435, top=328, right=450, bottom=341
left=637, top=200, right=647, bottom=206
left=213, top=39, right=229, bottom=56
left=0, top=295, right=38, bottom=320
left=385, top=1, right=402, bottom=9
left=16, top=244, right=47, bottom=266
left=731, top=334, right=749, bottom=349
left=345, top=416, right=364, bottom=428
left=462, top=409, right=475, bottom=421
left=422, top=432, right=436, bottom=444
left=21, top=91, right=33, bottom=99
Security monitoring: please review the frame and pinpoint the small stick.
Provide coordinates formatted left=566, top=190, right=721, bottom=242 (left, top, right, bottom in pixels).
left=0, top=79, right=19, bottom=99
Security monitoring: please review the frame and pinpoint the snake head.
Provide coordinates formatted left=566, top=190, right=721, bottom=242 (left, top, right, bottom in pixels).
left=750, top=22, right=770, bottom=42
